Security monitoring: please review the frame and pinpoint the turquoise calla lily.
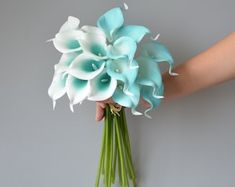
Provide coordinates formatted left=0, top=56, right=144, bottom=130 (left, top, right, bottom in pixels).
left=112, top=81, right=141, bottom=115
left=88, top=71, right=117, bottom=101
left=97, top=7, right=124, bottom=42
left=108, top=36, right=137, bottom=61
left=136, top=56, right=163, bottom=99
left=140, top=41, right=178, bottom=76
left=106, top=57, right=138, bottom=96
left=140, top=84, right=164, bottom=118
left=113, top=25, right=150, bottom=43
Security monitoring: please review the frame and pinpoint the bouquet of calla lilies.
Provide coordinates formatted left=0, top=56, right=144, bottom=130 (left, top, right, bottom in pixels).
left=48, top=4, right=176, bottom=187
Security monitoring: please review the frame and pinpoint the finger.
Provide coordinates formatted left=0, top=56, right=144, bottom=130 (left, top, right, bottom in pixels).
left=96, top=102, right=106, bottom=121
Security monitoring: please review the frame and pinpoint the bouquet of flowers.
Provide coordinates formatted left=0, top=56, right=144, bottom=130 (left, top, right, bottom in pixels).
left=48, top=4, right=176, bottom=187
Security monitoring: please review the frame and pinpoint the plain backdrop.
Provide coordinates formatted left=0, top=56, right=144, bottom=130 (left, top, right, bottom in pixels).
left=0, top=0, right=235, bottom=187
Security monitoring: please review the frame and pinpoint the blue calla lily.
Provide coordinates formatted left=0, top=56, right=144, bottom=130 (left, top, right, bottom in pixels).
left=106, top=57, right=139, bottom=96
left=140, top=41, right=178, bottom=75
left=108, top=36, right=137, bottom=61
left=113, top=25, right=150, bottom=43
left=97, top=7, right=124, bottom=42
left=140, top=84, right=164, bottom=118
left=112, top=81, right=141, bottom=114
left=136, top=56, right=163, bottom=98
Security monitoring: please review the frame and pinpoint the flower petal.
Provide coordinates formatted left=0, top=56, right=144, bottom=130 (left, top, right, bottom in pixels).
left=54, top=52, right=81, bottom=74
left=48, top=72, right=67, bottom=103
left=97, top=7, right=124, bottom=42
left=140, top=41, right=177, bottom=75
left=81, top=25, right=106, bottom=37
left=59, top=16, right=80, bottom=33
left=106, top=57, right=138, bottom=95
left=140, top=84, right=164, bottom=118
left=66, top=75, right=90, bottom=107
left=53, top=30, right=82, bottom=53
left=108, top=36, right=137, bottom=60
left=88, top=71, right=117, bottom=101
left=79, top=27, right=107, bottom=59
left=113, top=25, right=150, bottom=43
left=136, top=56, right=162, bottom=91
left=112, top=81, right=140, bottom=109
left=68, top=54, right=105, bottom=80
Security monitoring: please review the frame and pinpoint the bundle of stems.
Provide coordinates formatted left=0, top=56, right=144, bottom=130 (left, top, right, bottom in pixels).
left=95, top=104, right=137, bottom=187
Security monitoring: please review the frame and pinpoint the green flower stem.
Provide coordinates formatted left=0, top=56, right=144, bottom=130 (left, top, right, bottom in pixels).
left=95, top=113, right=106, bottom=187
left=111, top=132, right=117, bottom=184
left=96, top=105, right=137, bottom=187
left=115, top=115, right=129, bottom=186
left=120, top=109, right=136, bottom=181
left=119, top=115, right=133, bottom=180
left=108, top=115, right=113, bottom=187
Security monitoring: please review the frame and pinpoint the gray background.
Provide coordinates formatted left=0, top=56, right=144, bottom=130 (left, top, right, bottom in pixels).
left=0, top=0, right=235, bottom=186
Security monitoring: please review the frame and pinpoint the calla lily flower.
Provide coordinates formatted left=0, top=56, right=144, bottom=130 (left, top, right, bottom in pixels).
left=108, top=36, right=137, bottom=61
left=66, top=74, right=90, bottom=112
left=113, top=25, right=150, bottom=43
left=97, top=7, right=150, bottom=43
left=48, top=53, right=80, bottom=108
left=52, top=16, right=107, bottom=55
left=78, top=26, right=108, bottom=59
left=112, top=81, right=141, bottom=115
left=68, top=53, right=105, bottom=80
left=135, top=56, right=164, bottom=117
left=53, top=30, right=82, bottom=53
left=140, top=84, right=164, bottom=118
left=106, top=57, right=138, bottom=96
left=51, top=16, right=82, bottom=53
left=136, top=56, right=163, bottom=98
left=97, top=7, right=124, bottom=42
left=59, top=16, right=80, bottom=33
left=48, top=71, right=68, bottom=109
left=140, top=41, right=178, bottom=76
left=88, top=71, right=117, bottom=101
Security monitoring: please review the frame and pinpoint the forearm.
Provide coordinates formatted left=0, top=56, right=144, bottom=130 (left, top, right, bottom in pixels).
left=163, top=32, right=235, bottom=102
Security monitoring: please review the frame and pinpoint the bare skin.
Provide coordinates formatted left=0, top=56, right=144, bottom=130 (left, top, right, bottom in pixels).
left=96, top=32, right=235, bottom=121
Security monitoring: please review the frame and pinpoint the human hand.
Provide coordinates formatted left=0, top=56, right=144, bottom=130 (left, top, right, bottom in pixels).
left=96, top=99, right=115, bottom=121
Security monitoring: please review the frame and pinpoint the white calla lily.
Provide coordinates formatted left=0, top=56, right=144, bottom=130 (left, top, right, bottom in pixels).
left=68, top=54, right=105, bottom=80
left=79, top=26, right=108, bottom=59
left=88, top=71, right=117, bottom=101
left=59, top=16, right=80, bottom=33
left=53, top=30, right=83, bottom=53
left=66, top=75, right=91, bottom=112
left=48, top=72, right=68, bottom=109
left=54, top=52, right=80, bottom=74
